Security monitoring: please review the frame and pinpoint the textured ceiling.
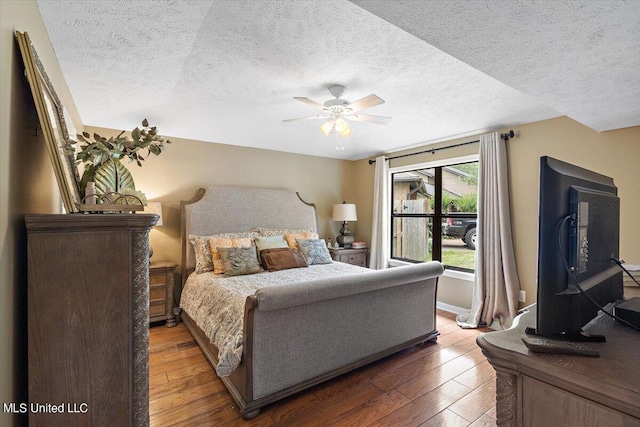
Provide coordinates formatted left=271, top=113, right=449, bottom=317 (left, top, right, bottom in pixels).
left=36, top=1, right=639, bottom=161
left=353, top=0, right=640, bottom=132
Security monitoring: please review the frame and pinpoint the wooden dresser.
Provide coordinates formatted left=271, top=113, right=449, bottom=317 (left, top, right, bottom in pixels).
left=26, top=214, right=157, bottom=427
left=329, top=247, right=368, bottom=267
left=477, top=306, right=640, bottom=426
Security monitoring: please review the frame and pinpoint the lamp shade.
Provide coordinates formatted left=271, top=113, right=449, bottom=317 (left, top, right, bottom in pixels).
left=332, top=203, right=357, bottom=222
left=145, top=201, right=164, bottom=226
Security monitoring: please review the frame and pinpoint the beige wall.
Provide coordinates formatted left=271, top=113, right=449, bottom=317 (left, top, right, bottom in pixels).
left=85, top=126, right=357, bottom=286
left=507, top=117, right=640, bottom=306
left=354, top=118, right=640, bottom=309
left=1, top=1, right=82, bottom=425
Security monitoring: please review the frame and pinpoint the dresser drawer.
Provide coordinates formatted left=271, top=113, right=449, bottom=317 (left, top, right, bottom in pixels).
left=329, top=247, right=368, bottom=268
left=150, top=271, right=166, bottom=285
left=149, top=300, right=166, bottom=317
left=150, top=284, right=166, bottom=301
left=348, top=253, right=365, bottom=266
left=149, top=261, right=177, bottom=327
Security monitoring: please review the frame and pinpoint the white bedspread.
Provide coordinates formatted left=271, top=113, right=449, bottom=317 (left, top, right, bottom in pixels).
left=180, top=262, right=368, bottom=377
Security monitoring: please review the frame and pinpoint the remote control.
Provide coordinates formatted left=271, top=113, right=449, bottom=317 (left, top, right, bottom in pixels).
left=521, top=336, right=600, bottom=357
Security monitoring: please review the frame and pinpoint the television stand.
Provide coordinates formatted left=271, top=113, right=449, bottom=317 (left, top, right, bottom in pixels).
left=523, top=326, right=606, bottom=342
left=477, top=305, right=640, bottom=426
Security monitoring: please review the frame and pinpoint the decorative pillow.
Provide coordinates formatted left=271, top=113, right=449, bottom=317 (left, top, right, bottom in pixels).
left=259, top=248, right=308, bottom=272
left=189, top=234, right=217, bottom=274
left=255, top=235, right=289, bottom=252
left=296, top=239, right=333, bottom=265
left=284, top=231, right=319, bottom=249
left=257, top=227, right=315, bottom=237
left=217, top=246, right=261, bottom=277
left=209, top=237, right=252, bottom=274
left=255, top=235, right=289, bottom=264
left=189, top=232, right=257, bottom=274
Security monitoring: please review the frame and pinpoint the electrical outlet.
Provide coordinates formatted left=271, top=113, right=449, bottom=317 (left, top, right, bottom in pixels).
left=519, top=290, right=526, bottom=303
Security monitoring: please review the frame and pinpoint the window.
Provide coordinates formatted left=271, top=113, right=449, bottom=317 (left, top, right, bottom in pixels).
left=391, top=160, right=478, bottom=272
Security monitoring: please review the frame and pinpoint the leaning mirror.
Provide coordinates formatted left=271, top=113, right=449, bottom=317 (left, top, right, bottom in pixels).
left=16, top=31, right=81, bottom=213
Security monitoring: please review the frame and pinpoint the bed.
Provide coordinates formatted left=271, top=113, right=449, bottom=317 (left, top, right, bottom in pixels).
left=179, top=185, right=444, bottom=418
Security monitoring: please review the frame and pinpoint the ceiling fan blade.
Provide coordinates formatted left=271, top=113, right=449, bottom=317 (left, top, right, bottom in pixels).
left=282, top=115, right=325, bottom=122
left=351, top=114, right=392, bottom=124
left=347, top=94, right=385, bottom=111
left=293, top=97, right=326, bottom=110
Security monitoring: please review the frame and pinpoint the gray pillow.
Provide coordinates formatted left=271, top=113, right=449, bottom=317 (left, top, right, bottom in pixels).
left=296, top=239, right=333, bottom=265
left=217, top=246, right=261, bottom=277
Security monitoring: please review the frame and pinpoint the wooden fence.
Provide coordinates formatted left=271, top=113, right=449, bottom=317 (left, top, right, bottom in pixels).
left=393, top=199, right=430, bottom=261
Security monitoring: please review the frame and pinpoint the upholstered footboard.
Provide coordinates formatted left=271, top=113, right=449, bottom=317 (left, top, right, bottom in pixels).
left=184, top=261, right=443, bottom=418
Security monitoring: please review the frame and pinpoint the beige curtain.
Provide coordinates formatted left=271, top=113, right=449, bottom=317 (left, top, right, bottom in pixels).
left=457, top=133, right=520, bottom=329
left=369, top=155, right=390, bottom=269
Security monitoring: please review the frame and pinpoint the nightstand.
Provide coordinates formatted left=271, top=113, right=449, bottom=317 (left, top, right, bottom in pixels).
left=329, top=247, right=368, bottom=267
left=149, top=260, right=177, bottom=327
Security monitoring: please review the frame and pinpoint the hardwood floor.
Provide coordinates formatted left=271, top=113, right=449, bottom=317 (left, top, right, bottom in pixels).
left=149, top=310, right=495, bottom=426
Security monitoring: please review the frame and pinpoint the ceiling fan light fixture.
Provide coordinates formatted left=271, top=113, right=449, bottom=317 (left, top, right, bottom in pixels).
left=286, top=85, right=390, bottom=140
left=334, top=117, right=349, bottom=133
left=340, top=127, right=352, bottom=138
left=319, top=120, right=334, bottom=136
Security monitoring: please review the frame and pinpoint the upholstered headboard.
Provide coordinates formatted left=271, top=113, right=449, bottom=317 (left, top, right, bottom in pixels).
left=180, top=186, right=318, bottom=282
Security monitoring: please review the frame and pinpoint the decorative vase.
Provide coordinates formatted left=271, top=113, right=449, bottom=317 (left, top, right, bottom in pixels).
left=81, top=158, right=136, bottom=196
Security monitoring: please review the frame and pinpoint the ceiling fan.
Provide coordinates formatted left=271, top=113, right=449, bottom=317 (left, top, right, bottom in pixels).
left=283, top=85, right=391, bottom=137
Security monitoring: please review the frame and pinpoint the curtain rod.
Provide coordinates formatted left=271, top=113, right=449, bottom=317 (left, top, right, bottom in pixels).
left=368, top=130, right=516, bottom=165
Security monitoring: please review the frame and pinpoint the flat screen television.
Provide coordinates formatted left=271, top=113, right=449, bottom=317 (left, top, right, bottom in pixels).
left=535, top=156, right=623, bottom=340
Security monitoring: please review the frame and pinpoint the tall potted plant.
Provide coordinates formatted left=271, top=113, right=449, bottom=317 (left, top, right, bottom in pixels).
left=73, top=119, right=171, bottom=199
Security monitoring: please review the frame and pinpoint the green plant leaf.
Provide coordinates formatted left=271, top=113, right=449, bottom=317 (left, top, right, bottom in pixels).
left=74, top=119, right=168, bottom=171
left=79, top=164, right=96, bottom=196
left=453, top=193, right=477, bottom=213
left=93, top=159, right=135, bottom=194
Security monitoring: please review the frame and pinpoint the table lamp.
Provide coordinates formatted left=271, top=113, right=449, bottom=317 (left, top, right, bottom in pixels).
left=145, top=201, right=164, bottom=257
left=332, top=202, right=357, bottom=248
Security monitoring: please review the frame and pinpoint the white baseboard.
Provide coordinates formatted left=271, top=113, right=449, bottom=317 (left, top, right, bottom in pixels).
left=436, top=301, right=467, bottom=315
